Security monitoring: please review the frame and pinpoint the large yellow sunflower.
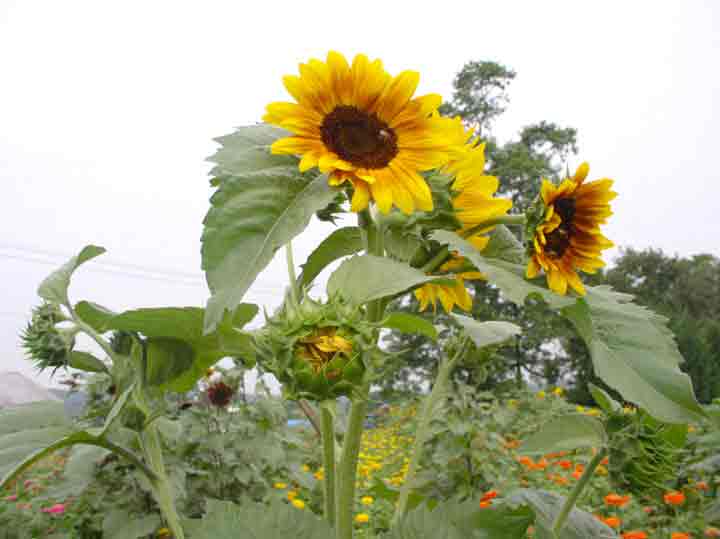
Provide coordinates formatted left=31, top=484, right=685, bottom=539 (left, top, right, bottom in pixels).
left=527, top=162, right=616, bottom=295
left=415, top=129, right=513, bottom=312
left=263, top=51, right=459, bottom=214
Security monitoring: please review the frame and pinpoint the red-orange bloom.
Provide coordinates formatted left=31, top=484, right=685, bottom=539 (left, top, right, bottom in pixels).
left=557, top=460, right=572, bottom=469
left=479, top=500, right=492, bottom=508
left=604, top=493, right=631, bottom=508
left=705, top=527, right=720, bottom=538
left=695, top=481, right=710, bottom=491
left=671, top=533, right=691, bottom=539
left=480, top=490, right=498, bottom=502
left=603, top=516, right=621, bottom=529
left=622, top=532, right=648, bottom=539
left=664, top=491, right=686, bottom=506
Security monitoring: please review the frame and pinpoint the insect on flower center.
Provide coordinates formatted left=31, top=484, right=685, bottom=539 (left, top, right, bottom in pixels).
left=320, top=106, right=399, bottom=169
left=545, top=197, right=576, bottom=258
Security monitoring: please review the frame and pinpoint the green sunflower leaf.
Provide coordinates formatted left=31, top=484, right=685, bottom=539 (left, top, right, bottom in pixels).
left=382, top=312, right=438, bottom=341
left=519, top=414, right=607, bottom=455
left=202, top=125, right=339, bottom=333
left=68, top=351, right=109, bottom=374
left=507, top=489, right=616, bottom=539
left=101, top=306, right=256, bottom=392
left=38, top=245, right=105, bottom=306
left=452, top=315, right=521, bottom=348
left=327, top=255, right=439, bottom=305
left=74, top=301, right=117, bottom=332
left=299, top=226, right=363, bottom=288
left=431, top=230, right=704, bottom=424
left=184, top=499, right=334, bottom=539
left=481, top=224, right=525, bottom=264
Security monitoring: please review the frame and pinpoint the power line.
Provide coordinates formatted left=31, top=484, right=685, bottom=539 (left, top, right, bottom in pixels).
left=0, top=248, right=284, bottom=294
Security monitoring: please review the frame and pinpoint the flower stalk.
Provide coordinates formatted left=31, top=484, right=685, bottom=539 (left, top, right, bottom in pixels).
left=391, top=338, right=470, bottom=526
left=551, top=447, right=607, bottom=538
left=320, top=401, right=337, bottom=526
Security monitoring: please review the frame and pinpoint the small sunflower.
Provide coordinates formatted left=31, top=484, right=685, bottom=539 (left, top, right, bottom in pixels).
left=526, top=163, right=616, bottom=295
left=415, top=129, right=512, bottom=312
left=296, top=326, right=353, bottom=374
left=263, top=51, right=459, bottom=214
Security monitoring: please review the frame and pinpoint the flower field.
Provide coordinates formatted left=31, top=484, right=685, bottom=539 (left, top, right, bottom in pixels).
left=3, top=385, right=717, bottom=539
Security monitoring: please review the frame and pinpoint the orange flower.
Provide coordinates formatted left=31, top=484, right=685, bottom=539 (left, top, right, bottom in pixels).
left=532, top=458, right=549, bottom=471
left=571, top=469, right=583, bottom=480
left=480, top=490, right=498, bottom=502
left=601, top=456, right=609, bottom=466
left=604, top=493, right=631, bottom=508
left=705, top=527, right=720, bottom=538
left=671, top=533, right=691, bottom=539
left=545, top=451, right=568, bottom=459
left=557, top=460, right=572, bottom=470
left=517, top=456, right=534, bottom=468
left=603, top=516, right=621, bottom=529
left=479, top=500, right=492, bottom=508
left=664, top=491, right=686, bottom=506
left=695, top=481, right=710, bottom=491
left=622, top=532, right=648, bottom=539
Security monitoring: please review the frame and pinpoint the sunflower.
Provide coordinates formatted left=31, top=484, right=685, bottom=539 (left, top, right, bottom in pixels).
left=526, top=163, right=616, bottom=295
left=263, top=51, right=459, bottom=214
left=415, top=130, right=513, bottom=312
left=296, top=326, right=353, bottom=374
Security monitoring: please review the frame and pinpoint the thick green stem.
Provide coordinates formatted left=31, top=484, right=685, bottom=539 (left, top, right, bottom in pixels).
left=335, top=394, right=369, bottom=539
left=320, top=403, right=337, bottom=526
left=551, top=447, right=607, bottom=537
left=141, top=424, right=185, bottom=539
left=391, top=343, right=466, bottom=526
left=335, top=210, right=385, bottom=539
left=461, top=213, right=526, bottom=239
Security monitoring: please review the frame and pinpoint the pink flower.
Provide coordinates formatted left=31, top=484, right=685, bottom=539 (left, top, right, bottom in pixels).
left=4, top=494, right=18, bottom=502
left=41, top=503, right=65, bottom=515
left=23, top=480, right=33, bottom=488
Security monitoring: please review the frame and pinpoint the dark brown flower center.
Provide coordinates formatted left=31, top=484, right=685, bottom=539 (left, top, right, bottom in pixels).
left=545, top=197, right=576, bottom=259
left=320, top=105, right=398, bottom=169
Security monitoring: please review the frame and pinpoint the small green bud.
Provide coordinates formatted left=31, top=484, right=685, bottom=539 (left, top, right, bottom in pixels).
left=21, top=303, right=75, bottom=374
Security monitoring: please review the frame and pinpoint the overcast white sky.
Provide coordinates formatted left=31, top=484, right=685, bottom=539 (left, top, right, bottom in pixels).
left=1, top=0, right=719, bottom=387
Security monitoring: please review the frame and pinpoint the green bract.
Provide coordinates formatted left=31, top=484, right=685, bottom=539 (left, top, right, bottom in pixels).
left=21, top=303, right=76, bottom=373
left=254, top=295, right=372, bottom=401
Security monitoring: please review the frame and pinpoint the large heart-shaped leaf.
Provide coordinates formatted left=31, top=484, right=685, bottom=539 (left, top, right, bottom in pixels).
left=38, top=245, right=105, bottom=305
left=431, top=230, right=704, bottom=424
left=103, top=306, right=257, bottom=392
left=299, top=226, right=363, bottom=288
left=520, top=414, right=606, bottom=455
left=202, top=125, right=339, bottom=333
left=328, top=255, right=440, bottom=304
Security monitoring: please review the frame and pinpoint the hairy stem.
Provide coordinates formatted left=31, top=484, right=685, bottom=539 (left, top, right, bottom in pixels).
left=320, top=402, right=337, bottom=526
left=551, top=447, right=607, bottom=537
left=392, top=341, right=468, bottom=526
left=335, top=210, right=385, bottom=539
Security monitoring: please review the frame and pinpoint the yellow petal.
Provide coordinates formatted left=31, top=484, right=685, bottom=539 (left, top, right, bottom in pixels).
left=375, top=70, right=420, bottom=123
left=350, top=180, right=370, bottom=212
left=547, top=269, right=568, bottom=295
left=370, top=176, right=393, bottom=214
left=573, top=162, right=590, bottom=184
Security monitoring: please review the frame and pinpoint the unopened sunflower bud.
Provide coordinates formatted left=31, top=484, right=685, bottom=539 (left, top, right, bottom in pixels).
left=21, top=303, right=75, bottom=374
left=254, top=296, right=371, bottom=401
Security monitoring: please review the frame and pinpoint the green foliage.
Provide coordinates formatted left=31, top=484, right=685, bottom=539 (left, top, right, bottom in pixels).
left=186, top=499, right=334, bottom=539
left=69, top=351, right=108, bottom=374
left=37, top=245, right=105, bottom=306
left=201, top=124, right=338, bottom=333
left=103, top=510, right=161, bottom=539
left=520, top=414, right=606, bottom=455
left=300, top=226, right=363, bottom=288
left=328, top=255, right=440, bottom=305
left=21, top=303, right=76, bottom=374
left=381, top=313, right=438, bottom=341
left=452, top=316, right=520, bottom=349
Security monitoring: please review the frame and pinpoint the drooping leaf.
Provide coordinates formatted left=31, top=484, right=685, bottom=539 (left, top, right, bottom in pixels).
left=202, top=125, right=338, bottom=332
left=508, top=489, right=616, bottom=539
left=38, top=245, right=105, bottom=305
left=103, top=510, right=161, bottom=539
left=69, top=351, right=108, bottom=373
left=481, top=225, right=525, bottom=264
left=40, top=444, right=108, bottom=502
left=562, top=290, right=704, bottom=423
left=588, top=383, right=621, bottom=414
left=385, top=498, right=533, bottom=539
left=102, top=306, right=256, bottom=391
left=299, top=226, right=363, bottom=287
left=74, top=301, right=117, bottom=332
left=430, top=230, right=572, bottom=309
left=328, top=255, right=439, bottom=304
left=382, top=312, right=438, bottom=341
left=520, top=414, right=606, bottom=455
left=184, top=499, right=334, bottom=539
left=452, top=315, right=521, bottom=348
left=431, top=230, right=704, bottom=424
